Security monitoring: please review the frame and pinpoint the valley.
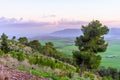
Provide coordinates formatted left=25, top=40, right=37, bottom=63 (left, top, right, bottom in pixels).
left=40, top=37, right=120, bottom=69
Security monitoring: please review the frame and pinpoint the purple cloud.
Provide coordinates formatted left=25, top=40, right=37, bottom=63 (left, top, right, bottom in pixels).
left=57, top=19, right=88, bottom=25
left=2, top=17, right=116, bottom=38
left=41, top=14, right=56, bottom=18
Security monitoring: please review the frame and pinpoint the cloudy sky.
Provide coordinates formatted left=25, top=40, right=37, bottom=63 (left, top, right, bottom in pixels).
left=0, top=0, right=120, bottom=37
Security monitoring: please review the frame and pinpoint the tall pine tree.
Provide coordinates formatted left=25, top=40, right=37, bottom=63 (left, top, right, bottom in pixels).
left=73, top=20, right=109, bottom=75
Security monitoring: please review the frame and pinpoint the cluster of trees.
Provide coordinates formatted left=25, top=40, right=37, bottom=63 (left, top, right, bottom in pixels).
left=0, top=34, right=75, bottom=74
left=0, top=33, right=73, bottom=66
left=0, top=33, right=73, bottom=67
left=18, top=37, right=73, bottom=65
left=97, top=67, right=120, bottom=80
left=73, top=20, right=109, bottom=75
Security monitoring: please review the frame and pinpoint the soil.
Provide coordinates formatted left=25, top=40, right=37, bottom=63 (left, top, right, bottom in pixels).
left=0, top=65, right=50, bottom=80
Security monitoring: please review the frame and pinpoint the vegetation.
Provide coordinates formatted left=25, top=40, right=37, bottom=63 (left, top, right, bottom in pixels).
left=18, top=37, right=28, bottom=45
left=0, top=33, right=76, bottom=79
left=73, top=20, right=109, bottom=75
left=1, top=33, right=10, bottom=53
left=40, top=35, right=120, bottom=69
left=97, top=67, right=120, bottom=80
left=28, top=40, right=42, bottom=51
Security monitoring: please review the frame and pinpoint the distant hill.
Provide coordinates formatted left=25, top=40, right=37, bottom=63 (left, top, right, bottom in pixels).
left=50, top=29, right=82, bottom=37
left=108, top=28, right=120, bottom=36
left=30, top=28, right=120, bottom=40
left=50, top=28, right=120, bottom=38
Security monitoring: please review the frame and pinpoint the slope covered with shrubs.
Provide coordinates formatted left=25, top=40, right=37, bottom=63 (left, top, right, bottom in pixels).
left=0, top=32, right=119, bottom=80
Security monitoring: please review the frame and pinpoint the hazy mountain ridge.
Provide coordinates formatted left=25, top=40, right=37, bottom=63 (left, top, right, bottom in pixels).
left=50, top=28, right=120, bottom=38
left=30, top=28, right=120, bottom=40
left=50, top=29, right=82, bottom=37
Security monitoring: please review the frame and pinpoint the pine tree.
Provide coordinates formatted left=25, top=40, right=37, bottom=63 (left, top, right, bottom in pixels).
left=73, top=20, right=109, bottom=75
left=1, top=33, right=10, bottom=53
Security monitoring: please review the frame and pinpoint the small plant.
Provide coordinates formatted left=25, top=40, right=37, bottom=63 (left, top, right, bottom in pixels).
left=10, top=51, right=18, bottom=58
left=0, top=50, right=5, bottom=56
left=17, top=51, right=25, bottom=61
left=83, top=72, right=95, bottom=80
left=67, top=71, right=73, bottom=79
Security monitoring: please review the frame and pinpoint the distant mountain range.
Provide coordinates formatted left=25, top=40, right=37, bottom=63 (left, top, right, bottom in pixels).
left=30, top=28, right=120, bottom=40
left=50, top=28, right=120, bottom=38
left=108, top=28, right=120, bottom=36
left=50, top=29, right=82, bottom=37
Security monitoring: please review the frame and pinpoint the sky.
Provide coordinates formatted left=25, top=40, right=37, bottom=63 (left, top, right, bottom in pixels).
left=0, top=0, right=120, bottom=37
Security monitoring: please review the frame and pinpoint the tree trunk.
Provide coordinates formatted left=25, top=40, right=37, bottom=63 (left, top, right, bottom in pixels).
left=80, top=60, right=84, bottom=77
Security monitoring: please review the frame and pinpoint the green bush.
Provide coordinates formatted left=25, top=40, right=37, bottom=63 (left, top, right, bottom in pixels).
left=67, top=71, right=74, bottom=79
left=10, top=51, right=18, bottom=58
left=97, top=67, right=119, bottom=80
left=0, top=50, right=5, bottom=56
left=61, top=77, right=69, bottom=80
left=17, top=51, right=25, bottom=61
left=76, top=67, right=80, bottom=73
left=102, top=77, right=108, bottom=80
left=83, top=72, right=95, bottom=80
left=89, top=74, right=95, bottom=80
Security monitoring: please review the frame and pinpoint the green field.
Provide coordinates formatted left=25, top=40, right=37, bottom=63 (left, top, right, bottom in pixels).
left=41, top=38, right=120, bottom=69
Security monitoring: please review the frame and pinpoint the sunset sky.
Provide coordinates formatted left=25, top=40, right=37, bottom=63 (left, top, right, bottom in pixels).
left=0, top=0, right=120, bottom=37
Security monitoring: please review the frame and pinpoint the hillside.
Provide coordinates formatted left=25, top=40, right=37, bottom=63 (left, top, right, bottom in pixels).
left=0, top=33, right=119, bottom=80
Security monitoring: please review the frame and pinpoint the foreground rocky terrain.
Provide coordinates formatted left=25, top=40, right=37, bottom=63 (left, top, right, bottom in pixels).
left=0, top=65, right=49, bottom=80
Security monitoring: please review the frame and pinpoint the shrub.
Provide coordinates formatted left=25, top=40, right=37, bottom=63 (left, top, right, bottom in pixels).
left=67, top=71, right=74, bottom=79
left=83, top=72, right=95, bottom=80
left=17, top=51, right=25, bottom=61
left=0, top=50, right=5, bottom=56
left=97, top=67, right=119, bottom=80
left=76, top=67, right=80, bottom=73
left=61, top=77, right=69, bottom=80
left=10, top=51, right=18, bottom=58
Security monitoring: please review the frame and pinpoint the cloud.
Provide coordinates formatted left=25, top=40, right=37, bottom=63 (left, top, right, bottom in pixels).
left=41, top=14, right=56, bottom=18
left=102, top=21, right=120, bottom=27
left=0, top=17, right=53, bottom=37
left=0, top=17, right=88, bottom=38
left=0, top=17, right=87, bottom=28
left=0, top=17, right=18, bottom=24
left=0, top=17, right=52, bottom=27
left=10, top=22, right=51, bottom=27
left=57, top=19, right=88, bottom=26
left=1, top=17, right=119, bottom=38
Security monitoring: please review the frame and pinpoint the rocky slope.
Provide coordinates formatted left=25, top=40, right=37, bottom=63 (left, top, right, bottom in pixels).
left=0, top=65, right=50, bottom=80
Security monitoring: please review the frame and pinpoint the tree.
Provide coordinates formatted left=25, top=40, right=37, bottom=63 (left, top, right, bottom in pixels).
left=12, top=36, right=16, bottom=40
left=1, top=33, right=10, bottom=53
left=18, top=37, right=28, bottom=45
left=43, top=42, right=56, bottom=56
left=73, top=20, right=109, bottom=75
left=97, top=67, right=119, bottom=80
left=28, top=40, right=41, bottom=51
